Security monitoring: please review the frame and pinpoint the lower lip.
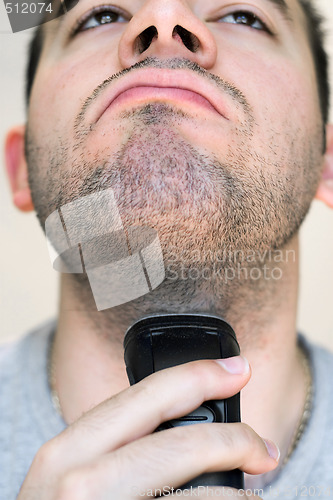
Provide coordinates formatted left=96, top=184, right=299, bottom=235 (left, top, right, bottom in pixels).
left=103, top=86, right=220, bottom=116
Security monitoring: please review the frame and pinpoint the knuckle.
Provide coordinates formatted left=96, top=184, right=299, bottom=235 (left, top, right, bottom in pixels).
left=168, top=425, right=200, bottom=450
left=73, top=404, right=115, bottom=434
left=134, top=377, right=156, bottom=400
left=127, top=378, right=162, bottom=413
left=32, top=439, right=61, bottom=472
left=238, top=423, right=260, bottom=448
left=56, top=470, right=89, bottom=500
left=216, top=423, right=259, bottom=458
left=215, top=425, right=239, bottom=452
left=176, top=422, right=259, bottom=455
left=192, top=422, right=261, bottom=461
left=166, top=423, right=221, bottom=460
left=181, top=359, right=215, bottom=390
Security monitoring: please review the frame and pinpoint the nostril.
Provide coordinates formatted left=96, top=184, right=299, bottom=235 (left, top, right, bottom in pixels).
left=173, top=25, right=200, bottom=53
left=134, top=24, right=200, bottom=56
left=135, top=26, right=158, bottom=54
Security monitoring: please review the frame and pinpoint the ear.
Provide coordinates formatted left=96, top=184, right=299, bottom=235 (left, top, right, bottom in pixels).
left=4, top=125, right=34, bottom=212
left=315, top=123, right=333, bottom=208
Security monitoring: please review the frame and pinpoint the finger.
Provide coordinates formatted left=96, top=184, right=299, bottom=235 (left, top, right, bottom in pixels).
left=54, top=422, right=279, bottom=500
left=43, top=357, right=251, bottom=471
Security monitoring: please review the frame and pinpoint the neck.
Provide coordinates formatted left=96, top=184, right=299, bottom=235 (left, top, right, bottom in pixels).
left=51, top=236, right=307, bottom=479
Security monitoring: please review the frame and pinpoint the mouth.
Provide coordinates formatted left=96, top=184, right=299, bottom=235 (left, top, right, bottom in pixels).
left=93, top=69, right=232, bottom=124
left=107, top=86, right=219, bottom=116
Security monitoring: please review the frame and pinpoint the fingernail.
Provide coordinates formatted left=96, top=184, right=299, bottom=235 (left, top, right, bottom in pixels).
left=263, top=439, right=280, bottom=462
left=215, top=356, right=249, bottom=375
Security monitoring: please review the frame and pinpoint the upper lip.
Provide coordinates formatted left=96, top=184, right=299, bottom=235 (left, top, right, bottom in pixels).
left=92, top=69, right=232, bottom=123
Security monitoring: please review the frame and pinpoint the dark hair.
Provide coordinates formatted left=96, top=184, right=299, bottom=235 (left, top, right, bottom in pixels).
left=299, top=0, right=330, bottom=124
left=25, top=0, right=330, bottom=123
left=26, top=24, right=44, bottom=107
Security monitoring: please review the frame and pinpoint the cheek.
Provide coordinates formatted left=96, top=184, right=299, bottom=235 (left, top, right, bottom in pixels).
left=238, top=60, right=319, bottom=160
left=28, top=50, right=121, bottom=145
left=213, top=33, right=320, bottom=135
left=28, top=69, right=80, bottom=147
left=254, top=66, right=318, bottom=133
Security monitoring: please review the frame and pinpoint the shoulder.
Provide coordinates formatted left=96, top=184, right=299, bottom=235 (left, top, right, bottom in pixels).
left=0, top=320, right=59, bottom=499
left=300, top=334, right=333, bottom=380
left=0, top=319, right=57, bottom=419
left=262, top=334, right=333, bottom=497
left=300, top=334, right=333, bottom=416
left=298, top=335, right=333, bottom=478
left=0, top=320, right=56, bottom=376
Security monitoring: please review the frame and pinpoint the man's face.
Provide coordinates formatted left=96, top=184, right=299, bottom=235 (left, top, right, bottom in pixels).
left=25, top=0, right=324, bottom=307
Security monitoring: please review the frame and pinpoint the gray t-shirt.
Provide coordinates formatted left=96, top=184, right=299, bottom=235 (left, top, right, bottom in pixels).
left=0, top=321, right=332, bottom=499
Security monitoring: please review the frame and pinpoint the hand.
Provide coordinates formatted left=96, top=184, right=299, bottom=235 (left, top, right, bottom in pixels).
left=18, top=357, right=279, bottom=499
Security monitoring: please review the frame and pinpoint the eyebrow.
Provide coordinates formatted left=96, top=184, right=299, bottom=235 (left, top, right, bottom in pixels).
left=54, top=0, right=79, bottom=22
left=60, top=0, right=78, bottom=16
left=62, top=0, right=77, bottom=13
left=263, top=0, right=292, bottom=22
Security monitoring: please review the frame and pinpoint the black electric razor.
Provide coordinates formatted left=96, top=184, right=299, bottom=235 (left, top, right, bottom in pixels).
left=123, top=313, right=244, bottom=490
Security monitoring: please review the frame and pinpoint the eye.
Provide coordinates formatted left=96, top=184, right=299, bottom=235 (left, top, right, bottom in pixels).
left=218, top=10, right=268, bottom=32
left=73, top=6, right=128, bottom=34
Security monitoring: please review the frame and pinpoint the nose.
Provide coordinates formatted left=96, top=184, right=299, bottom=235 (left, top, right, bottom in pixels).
left=118, top=0, right=217, bottom=70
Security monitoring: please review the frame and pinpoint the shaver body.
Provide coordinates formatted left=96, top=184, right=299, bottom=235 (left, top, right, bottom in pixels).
left=123, top=313, right=244, bottom=490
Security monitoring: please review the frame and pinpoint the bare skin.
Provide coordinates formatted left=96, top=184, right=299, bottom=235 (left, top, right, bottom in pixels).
left=4, top=0, right=333, bottom=497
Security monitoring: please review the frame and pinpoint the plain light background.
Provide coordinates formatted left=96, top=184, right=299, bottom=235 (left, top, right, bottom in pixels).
left=0, top=1, right=332, bottom=347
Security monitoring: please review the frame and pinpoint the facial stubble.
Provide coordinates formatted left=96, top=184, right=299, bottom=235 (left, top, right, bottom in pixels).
left=26, top=101, right=323, bottom=322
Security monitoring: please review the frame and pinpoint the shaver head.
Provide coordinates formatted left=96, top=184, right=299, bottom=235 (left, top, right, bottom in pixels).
left=123, top=313, right=240, bottom=385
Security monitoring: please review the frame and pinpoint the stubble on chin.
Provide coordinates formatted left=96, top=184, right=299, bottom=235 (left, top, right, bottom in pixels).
left=26, top=101, right=322, bottom=323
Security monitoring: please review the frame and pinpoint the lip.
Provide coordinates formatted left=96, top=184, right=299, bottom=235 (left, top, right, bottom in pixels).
left=93, top=69, right=232, bottom=123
